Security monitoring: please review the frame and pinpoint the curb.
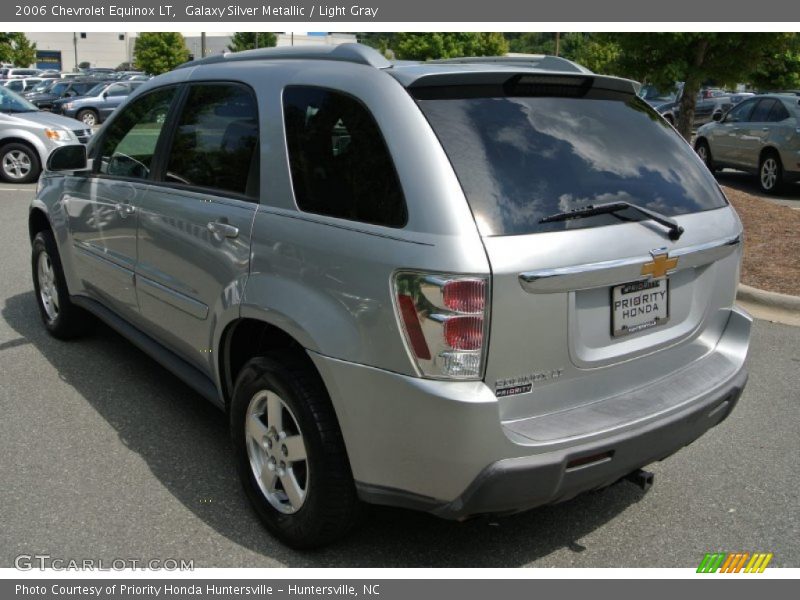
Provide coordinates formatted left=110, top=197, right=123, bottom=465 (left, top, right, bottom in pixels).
left=737, top=284, right=800, bottom=313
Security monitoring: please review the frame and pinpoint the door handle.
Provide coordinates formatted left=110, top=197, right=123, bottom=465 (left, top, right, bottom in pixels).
left=207, top=221, right=239, bottom=240
left=115, top=202, right=135, bottom=217
left=761, top=127, right=769, bottom=131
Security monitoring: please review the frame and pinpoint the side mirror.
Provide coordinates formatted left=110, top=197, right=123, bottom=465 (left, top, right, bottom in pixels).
left=47, top=145, right=88, bottom=172
left=712, top=112, right=723, bottom=122
left=102, top=91, right=109, bottom=99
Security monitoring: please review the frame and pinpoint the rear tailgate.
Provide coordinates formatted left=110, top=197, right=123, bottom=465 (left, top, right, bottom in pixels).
left=415, top=74, right=743, bottom=425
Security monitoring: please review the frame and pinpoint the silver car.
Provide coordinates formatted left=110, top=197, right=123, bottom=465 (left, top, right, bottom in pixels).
left=695, top=94, right=800, bottom=193
left=29, top=44, right=751, bottom=548
left=0, top=85, right=92, bottom=183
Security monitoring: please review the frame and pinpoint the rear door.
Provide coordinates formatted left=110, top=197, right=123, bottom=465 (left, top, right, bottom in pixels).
left=417, top=81, right=742, bottom=422
left=134, top=82, right=259, bottom=372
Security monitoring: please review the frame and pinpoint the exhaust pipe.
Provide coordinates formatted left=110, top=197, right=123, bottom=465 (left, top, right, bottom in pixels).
left=625, top=469, right=655, bottom=492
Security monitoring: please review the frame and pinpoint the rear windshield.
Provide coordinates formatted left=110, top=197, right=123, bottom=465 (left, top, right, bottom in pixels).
left=417, top=92, right=727, bottom=236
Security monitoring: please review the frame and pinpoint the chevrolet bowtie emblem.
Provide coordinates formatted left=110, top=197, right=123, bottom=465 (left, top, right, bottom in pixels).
left=641, top=252, right=679, bottom=279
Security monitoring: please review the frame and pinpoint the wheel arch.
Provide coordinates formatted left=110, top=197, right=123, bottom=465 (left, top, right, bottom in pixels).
left=29, top=206, right=53, bottom=241
left=0, top=135, right=47, bottom=167
left=217, top=317, right=316, bottom=408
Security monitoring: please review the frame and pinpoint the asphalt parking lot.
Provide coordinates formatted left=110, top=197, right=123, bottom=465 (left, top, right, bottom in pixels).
left=0, top=182, right=798, bottom=568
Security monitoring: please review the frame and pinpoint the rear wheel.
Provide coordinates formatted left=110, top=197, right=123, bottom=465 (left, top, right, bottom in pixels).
left=0, top=142, right=41, bottom=184
left=31, top=230, right=93, bottom=339
left=230, top=353, right=359, bottom=548
left=759, top=152, right=783, bottom=194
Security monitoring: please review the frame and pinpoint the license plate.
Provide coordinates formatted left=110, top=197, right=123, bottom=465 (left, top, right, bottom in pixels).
left=611, top=279, right=669, bottom=337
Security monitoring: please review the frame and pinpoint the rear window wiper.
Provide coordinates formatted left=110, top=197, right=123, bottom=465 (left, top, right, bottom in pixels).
left=539, top=201, right=685, bottom=240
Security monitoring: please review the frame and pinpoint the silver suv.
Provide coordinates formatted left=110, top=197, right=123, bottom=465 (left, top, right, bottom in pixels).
left=695, top=94, right=800, bottom=194
left=29, top=44, right=751, bottom=548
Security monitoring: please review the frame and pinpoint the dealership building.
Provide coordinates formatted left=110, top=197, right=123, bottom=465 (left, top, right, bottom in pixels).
left=25, top=32, right=358, bottom=72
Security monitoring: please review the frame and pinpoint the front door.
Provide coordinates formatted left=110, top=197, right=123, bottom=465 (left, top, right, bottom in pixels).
left=65, top=85, right=178, bottom=319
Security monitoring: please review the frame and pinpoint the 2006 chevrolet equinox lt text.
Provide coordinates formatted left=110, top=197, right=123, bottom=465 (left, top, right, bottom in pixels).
left=28, top=44, right=751, bottom=548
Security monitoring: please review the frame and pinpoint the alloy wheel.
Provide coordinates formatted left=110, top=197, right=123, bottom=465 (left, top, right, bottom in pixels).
left=2, top=149, right=32, bottom=181
left=761, top=157, right=778, bottom=191
left=37, top=251, right=59, bottom=322
left=245, top=390, right=309, bottom=514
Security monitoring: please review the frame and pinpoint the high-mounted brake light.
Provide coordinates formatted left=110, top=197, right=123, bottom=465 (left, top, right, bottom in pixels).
left=393, top=272, right=489, bottom=380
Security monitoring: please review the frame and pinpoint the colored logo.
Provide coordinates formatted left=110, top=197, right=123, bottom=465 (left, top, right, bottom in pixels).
left=697, top=552, right=773, bottom=573
left=641, top=252, right=678, bottom=279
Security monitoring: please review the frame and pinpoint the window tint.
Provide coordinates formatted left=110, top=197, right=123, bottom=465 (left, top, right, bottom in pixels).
left=750, top=99, right=776, bottom=122
left=283, top=86, right=407, bottom=228
left=768, top=100, right=790, bottom=122
left=418, top=93, right=727, bottom=236
left=106, top=84, right=128, bottom=97
left=97, top=87, right=176, bottom=180
left=164, top=83, right=259, bottom=197
left=726, top=100, right=756, bottom=123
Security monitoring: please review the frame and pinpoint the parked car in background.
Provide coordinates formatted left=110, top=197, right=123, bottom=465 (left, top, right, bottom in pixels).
left=0, top=85, right=91, bottom=183
left=30, top=44, right=750, bottom=548
left=23, top=78, right=60, bottom=95
left=2, top=78, right=43, bottom=94
left=695, top=94, right=800, bottom=193
left=0, top=68, right=41, bottom=79
left=641, top=83, right=753, bottom=127
left=52, top=81, right=144, bottom=126
left=25, top=79, right=102, bottom=111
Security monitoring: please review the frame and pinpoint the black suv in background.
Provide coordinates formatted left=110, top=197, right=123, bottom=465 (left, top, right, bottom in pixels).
left=24, top=79, right=102, bottom=111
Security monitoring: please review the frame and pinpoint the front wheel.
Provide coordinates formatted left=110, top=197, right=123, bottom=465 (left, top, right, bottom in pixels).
left=695, top=140, right=716, bottom=173
left=76, top=109, right=98, bottom=127
left=31, top=230, right=93, bottom=339
left=230, top=353, right=360, bottom=549
left=759, top=153, right=784, bottom=194
left=0, top=142, right=41, bottom=184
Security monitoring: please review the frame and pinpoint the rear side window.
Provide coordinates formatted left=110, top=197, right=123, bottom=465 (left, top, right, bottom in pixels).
left=164, top=83, right=259, bottom=197
left=282, top=86, right=407, bottom=228
left=97, top=86, right=176, bottom=180
left=417, top=92, right=728, bottom=236
left=768, top=100, right=790, bottom=122
left=750, top=99, right=776, bottom=122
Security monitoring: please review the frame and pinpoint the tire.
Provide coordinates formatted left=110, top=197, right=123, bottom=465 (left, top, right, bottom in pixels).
left=230, top=353, right=360, bottom=549
left=0, top=142, right=41, bottom=184
left=759, top=151, right=784, bottom=195
left=76, top=109, right=98, bottom=127
left=31, top=230, right=93, bottom=339
left=695, top=139, right=716, bottom=173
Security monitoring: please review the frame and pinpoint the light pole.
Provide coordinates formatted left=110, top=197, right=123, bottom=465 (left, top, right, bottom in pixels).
left=73, top=32, right=78, bottom=71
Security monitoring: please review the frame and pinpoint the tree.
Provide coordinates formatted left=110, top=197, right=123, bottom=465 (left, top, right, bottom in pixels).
left=394, top=33, right=508, bottom=61
left=0, top=32, right=37, bottom=67
left=599, top=33, right=792, bottom=139
left=749, top=33, right=800, bottom=91
left=227, top=32, right=277, bottom=53
left=133, top=32, right=189, bottom=75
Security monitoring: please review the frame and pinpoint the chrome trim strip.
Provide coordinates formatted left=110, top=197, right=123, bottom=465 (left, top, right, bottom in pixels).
left=519, top=234, right=741, bottom=294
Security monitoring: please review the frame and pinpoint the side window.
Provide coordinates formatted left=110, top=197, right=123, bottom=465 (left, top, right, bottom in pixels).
left=725, top=100, right=756, bottom=123
left=282, top=86, right=407, bottom=228
left=767, top=101, right=790, bottom=122
left=164, top=83, right=259, bottom=197
left=97, top=86, right=176, bottom=180
left=750, top=99, right=776, bottom=122
left=106, top=84, right=127, bottom=97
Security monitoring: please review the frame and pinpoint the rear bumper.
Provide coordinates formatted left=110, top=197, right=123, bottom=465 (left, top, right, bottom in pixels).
left=432, top=367, right=746, bottom=519
left=310, top=307, right=751, bottom=519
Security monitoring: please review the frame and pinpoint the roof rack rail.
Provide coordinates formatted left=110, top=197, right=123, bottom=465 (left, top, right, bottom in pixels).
left=176, top=43, right=392, bottom=70
left=427, top=55, right=592, bottom=74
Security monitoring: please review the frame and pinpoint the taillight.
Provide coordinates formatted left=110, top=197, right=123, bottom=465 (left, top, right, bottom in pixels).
left=394, top=272, right=489, bottom=379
